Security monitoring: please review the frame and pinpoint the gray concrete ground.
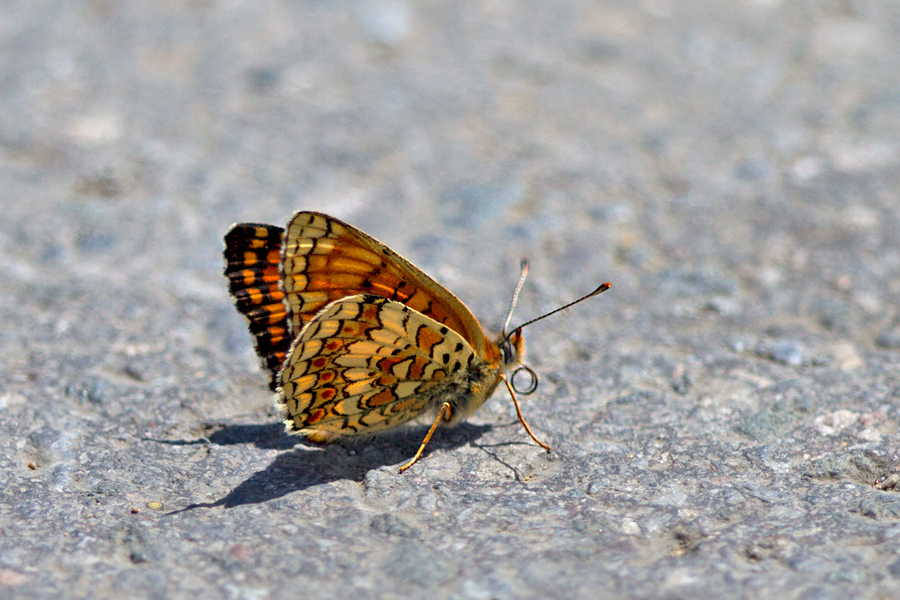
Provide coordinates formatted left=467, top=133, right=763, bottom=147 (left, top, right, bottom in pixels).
left=2, top=1, right=900, bottom=598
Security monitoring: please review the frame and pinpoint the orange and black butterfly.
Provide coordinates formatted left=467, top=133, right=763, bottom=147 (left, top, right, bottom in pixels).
left=224, top=211, right=609, bottom=471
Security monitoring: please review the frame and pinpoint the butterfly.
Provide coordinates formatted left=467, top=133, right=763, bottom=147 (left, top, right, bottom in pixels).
left=224, top=211, right=610, bottom=472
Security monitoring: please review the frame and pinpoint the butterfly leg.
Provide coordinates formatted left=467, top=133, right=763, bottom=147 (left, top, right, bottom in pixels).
left=398, top=401, right=452, bottom=473
left=501, top=374, right=551, bottom=453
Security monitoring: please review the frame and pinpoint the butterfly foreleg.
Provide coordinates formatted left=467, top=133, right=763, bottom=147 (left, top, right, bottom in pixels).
left=500, top=373, right=551, bottom=453
left=398, top=401, right=452, bottom=473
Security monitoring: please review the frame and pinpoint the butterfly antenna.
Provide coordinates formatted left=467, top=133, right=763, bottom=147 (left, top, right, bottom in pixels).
left=502, top=259, right=531, bottom=337
left=506, top=281, right=611, bottom=341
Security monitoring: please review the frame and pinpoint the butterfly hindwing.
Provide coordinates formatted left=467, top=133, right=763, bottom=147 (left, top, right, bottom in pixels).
left=277, top=295, right=498, bottom=441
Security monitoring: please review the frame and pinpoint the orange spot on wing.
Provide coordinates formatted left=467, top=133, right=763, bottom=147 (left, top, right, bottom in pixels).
left=360, top=303, right=381, bottom=322
left=376, top=375, right=396, bottom=387
left=376, top=356, right=405, bottom=373
left=264, top=305, right=285, bottom=323
left=366, top=389, right=396, bottom=407
left=408, top=356, right=430, bottom=380
left=307, top=408, right=326, bottom=424
left=263, top=265, right=280, bottom=283
left=391, top=397, right=425, bottom=414
left=340, top=321, right=368, bottom=337
left=416, top=327, right=443, bottom=355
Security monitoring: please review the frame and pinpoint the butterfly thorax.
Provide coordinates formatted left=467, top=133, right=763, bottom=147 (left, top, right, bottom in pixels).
left=445, top=329, right=526, bottom=423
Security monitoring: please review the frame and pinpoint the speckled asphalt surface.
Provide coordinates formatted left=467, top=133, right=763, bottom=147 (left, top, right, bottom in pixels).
left=2, top=1, right=900, bottom=599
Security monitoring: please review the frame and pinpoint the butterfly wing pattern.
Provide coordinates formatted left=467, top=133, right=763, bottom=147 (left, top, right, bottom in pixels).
left=225, top=211, right=551, bottom=471
left=279, top=212, right=494, bottom=360
left=279, top=294, right=499, bottom=441
left=223, top=223, right=290, bottom=389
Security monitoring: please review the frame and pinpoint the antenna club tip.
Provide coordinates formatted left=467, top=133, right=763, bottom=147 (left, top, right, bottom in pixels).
left=594, top=282, right=612, bottom=294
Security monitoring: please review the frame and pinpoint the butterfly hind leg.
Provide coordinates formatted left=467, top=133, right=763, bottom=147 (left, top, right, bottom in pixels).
left=398, top=401, right=452, bottom=473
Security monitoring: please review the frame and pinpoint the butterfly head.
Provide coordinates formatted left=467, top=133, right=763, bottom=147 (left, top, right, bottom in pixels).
left=497, top=328, right=539, bottom=395
left=499, top=327, right=526, bottom=366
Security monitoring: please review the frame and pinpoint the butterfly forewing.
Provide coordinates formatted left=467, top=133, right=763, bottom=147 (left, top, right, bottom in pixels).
left=223, top=223, right=291, bottom=389
left=277, top=295, right=497, bottom=441
left=280, top=212, right=493, bottom=359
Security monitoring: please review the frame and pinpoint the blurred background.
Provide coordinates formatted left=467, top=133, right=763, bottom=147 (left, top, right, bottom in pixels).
left=2, top=1, right=898, bottom=343
left=2, top=2, right=900, bottom=598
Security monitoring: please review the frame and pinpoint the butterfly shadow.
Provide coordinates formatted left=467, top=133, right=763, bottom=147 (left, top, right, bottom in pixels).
left=165, top=421, right=492, bottom=514
left=147, top=422, right=300, bottom=451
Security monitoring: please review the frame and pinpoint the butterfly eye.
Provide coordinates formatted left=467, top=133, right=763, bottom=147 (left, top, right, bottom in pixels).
left=499, top=339, right=514, bottom=365
left=511, top=364, right=539, bottom=395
